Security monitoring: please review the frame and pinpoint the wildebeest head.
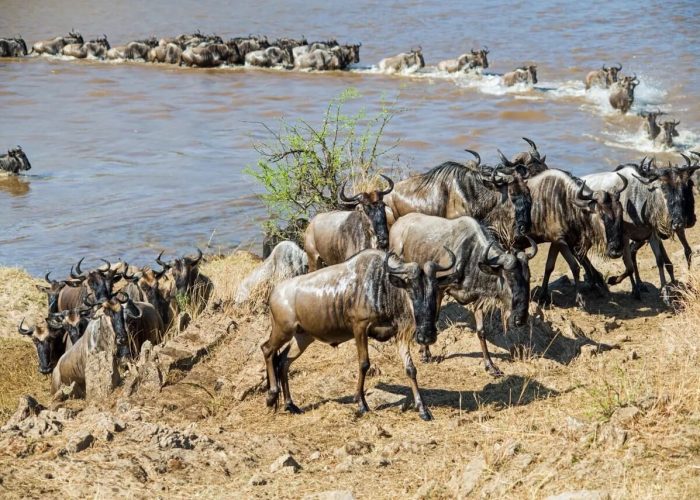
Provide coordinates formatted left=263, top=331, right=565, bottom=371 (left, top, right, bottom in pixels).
left=92, top=35, right=110, bottom=50
left=526, top=65, right=538, bottom=84
left=633, top=158, right=698, bottom=232
left=478, top=237, right=537, bottom=328
left=157, top=248, right=203, bottom=295
left=48, top=307, right=91, bottom=345
left=69, top=258, right=122, bottom=303
left=36, top=272, right=66, bottom=314
left=503, top=137, right=548, bottom=177
left=338, top=175, right=394, bottom=249
left=344, top=43, right=361, bottom=64
left=66, top=30, right=83, bottom=44
left=620, top=75, right=639, bottom=95
left=642, top=110, right=663, bottom=140
left=133, top=264, right=171, bottom=318
left=90, top=292, right=141, bottom=358
left=574, top=175, right=628, bottom=258
left=385, top=248, right=457, bottom=345
left=470, top=47, right=489, bottom=68
left=18, top=319, right=63, bottom=374
left=660, top=120, right=680, bottom=147
left=606, top=63, right=622, bottom=85
left=483, top=163, right=533, bottom=238
left=13, top=37, right=27, bottom=55
left=8, top=146, right=31, bottom=172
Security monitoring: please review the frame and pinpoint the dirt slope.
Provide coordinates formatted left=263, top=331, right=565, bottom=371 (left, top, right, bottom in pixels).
left=1, top=234, right=699, bottom=499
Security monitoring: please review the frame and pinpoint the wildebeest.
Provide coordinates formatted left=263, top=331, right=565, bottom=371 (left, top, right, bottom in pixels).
left=229, top=35, right=269, bottom=58
left=296, top=44, right=360, bottom=70
left=31, top=31, right=83, bottom=55
left=182, top=43, right=236, bottom=67
left=0, top=37, right=28, bottom=57
left=390, top=213, right=537, bottom=373
left=503, top=65, right=537, bottom=86
left=263, top=249, right=457, bottom=420
left=62, top=35, right=110, bottom=59
left=57, top=258, right=122, bottom=311
left=50, top=294, right=139, bottom=396
left=18, top=319, right=66, bottom=374
left=437, top=48, right=489, bottom=73
left=123, top=299, right=165, bottom=357
left=527, top=169, right=631, bottom=306
left=609, top=75, right=639, bottom=114
left=146, top=41, right=183, bottom=64
left=47, top=308, right=91, bottom=345
left=642, top=111, right=664, bottom=141
left=383, top=156, right=532, bottom=246
left=585, top=157, right=698, bottom=292
left=378, top=48, right=425, bottom=74
left=305, top=176, right=394, bottom=271
left=657, top=120, right=680, bottom=148
left=36, top=272, right=66, bottom=315
left=123, top=263, right=177, bottom=329
left=292, top=39, right=338, bottom=60
left=156, top=248, right=212, bottom=313
left=245, top=45, right=295, bottom=68
left=107, top=37, right=159, bottom=60
left=0, top=146, right=31, bottom=174
left=584, top=63, right=621, bottom=89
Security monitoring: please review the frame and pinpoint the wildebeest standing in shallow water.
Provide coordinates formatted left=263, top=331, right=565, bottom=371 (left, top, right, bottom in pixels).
left=609, top=75, right=639, bottom=114
left=584, top=63, right=621, bottom=89
left=503, top=65, right=537, bottom=86
left=0, top=37, right=28, bottom=57
left=263, top=249, right=457, bottom=420
left=378, top=48, right=425, bottom=74
left=0, top=146, right=31, bottom=174
left=31, top=31, right=83, bottom=55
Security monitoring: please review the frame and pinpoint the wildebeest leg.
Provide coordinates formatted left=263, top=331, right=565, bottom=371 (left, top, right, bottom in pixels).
left=579, top=255, right=607, bottom=295
left=649, top=236, right=671, bottom=287
left=622, top=238, right=641, bottom=299
left=558, top=244, right=585, bottom=308
left=535, top=243, right=560, bottom=305
left=261, top=321, right=294, bottom=411
left=398, top=340, right=432, bottom=421
left=475, top=309, right=503, bottom=377
left=353, top=323, right=371, bottom=414
left=278, top=333, right=314, bottom=414
left=419, top=289, right=444, bottom=363
left=677, top=229, right=693, bottom=268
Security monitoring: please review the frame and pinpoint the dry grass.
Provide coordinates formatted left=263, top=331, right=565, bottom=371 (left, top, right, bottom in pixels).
left=0, top=267, right=45, bottom=339
left=0, top=338, right=51, bottom=421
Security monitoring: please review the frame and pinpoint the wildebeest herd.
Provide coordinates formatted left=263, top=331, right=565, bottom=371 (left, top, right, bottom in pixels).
left=249, top=139, right=700, bottom=420
left=18, top=251, right=211, bottom=397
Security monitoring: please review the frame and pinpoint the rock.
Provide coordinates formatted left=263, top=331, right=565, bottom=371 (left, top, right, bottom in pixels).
left=66, top=431, right=94, bottom=453
left=448, top=456, right=486, bottom=497
left=565, top=416, right=586, bottom=434
left=1, top=395, right=45, bottom=431
left=336, top=440, right=373, bottom=457
left=248, top=474, right=267, bottom=486
left=364, top=388, right=405, bottom=408
left=270, top=453, right=301, bottom=474
left=157, top=430, right=195, bottom=450
left=308, top=451, right=321, bottom=461
left=546, top=490, right=609, bottom=500
left=52, top=382, right=79, bottom=402
left=597, top=423, right=628, bottom=449
left=85, top=349, right=120, bottom=402
left=612, top=406, right=640, bottom=424
left=304, top=491, right=354, bottom=500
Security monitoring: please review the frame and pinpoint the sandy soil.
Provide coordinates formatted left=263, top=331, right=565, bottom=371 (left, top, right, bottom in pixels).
left=1, top=230, right=699, bottom=499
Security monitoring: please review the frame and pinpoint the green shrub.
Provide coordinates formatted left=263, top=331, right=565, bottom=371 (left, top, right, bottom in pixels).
left=245, top=88, right=399, bottom=246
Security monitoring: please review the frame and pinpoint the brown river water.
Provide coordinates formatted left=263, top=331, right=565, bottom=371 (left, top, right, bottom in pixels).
left=1, top=0, right=699, bottom=275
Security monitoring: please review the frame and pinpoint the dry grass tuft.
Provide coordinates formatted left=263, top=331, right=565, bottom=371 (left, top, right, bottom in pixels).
left=0, top=338, right=51, bottom=421
left=201, top=251, right=262, bottom=314
left=0, top=267, right=45, bottom=339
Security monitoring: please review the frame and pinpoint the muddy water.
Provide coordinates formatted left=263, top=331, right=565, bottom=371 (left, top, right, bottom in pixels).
left=0, top=0, right=698, bottom=275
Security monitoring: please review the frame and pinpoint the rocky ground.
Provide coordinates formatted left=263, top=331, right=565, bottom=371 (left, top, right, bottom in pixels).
left=1, top=233, right=699, bottom=499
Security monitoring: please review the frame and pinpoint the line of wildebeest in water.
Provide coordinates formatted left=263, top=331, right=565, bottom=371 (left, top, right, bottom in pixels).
left=14, top=134, right=700, bottom=419
left=0, top=31, right=687, bottom=149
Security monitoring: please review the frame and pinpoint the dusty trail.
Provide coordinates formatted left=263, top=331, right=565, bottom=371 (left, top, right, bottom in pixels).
left=0, top=230, right=699, bottom=498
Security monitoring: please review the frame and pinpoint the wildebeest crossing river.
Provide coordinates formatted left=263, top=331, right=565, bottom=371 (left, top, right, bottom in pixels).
left=0, top=0, right=698, bottom=275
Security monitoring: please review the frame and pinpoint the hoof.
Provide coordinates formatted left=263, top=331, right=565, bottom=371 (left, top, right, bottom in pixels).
left=419, top=407, right=433, bottom=421
left=356, top=403, right=370, bottom=416
left=284, top=402, right=303, bottom=414
left=265, top=390, right=279, bottom=410
left=486, top=365, right=504, bottom=378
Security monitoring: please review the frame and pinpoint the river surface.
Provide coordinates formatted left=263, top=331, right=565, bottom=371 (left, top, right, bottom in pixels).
left=1, top=0, right=698, bottom=275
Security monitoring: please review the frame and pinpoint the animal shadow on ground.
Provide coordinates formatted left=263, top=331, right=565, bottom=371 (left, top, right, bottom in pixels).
left=438, top=302, right=617, bottom=365
left=533, top=275, right=667, bottom=319
left=373, top=375, right=560, bottom=413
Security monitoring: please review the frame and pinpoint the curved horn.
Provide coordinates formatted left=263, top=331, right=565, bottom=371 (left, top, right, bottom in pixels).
left=17, top=319, right=35, bottom=336
left=681, top=153, right=692, bottom=167
left=121, top=262, right=137, bottom=281
left=524, top=236, right=538, bottom=260
left=74, top=257, right=85, bottom=275
left=433, top=246, right=457, bottom=272
left=113, top=290, right=130, bottom=304
left=632, top=174, right=655, bottom=185
left=70, top=265, right=81, bottom=280
left=522, top=137, right=539, bottom=153
left=496, top=149, right=513, bottom=167
left=45, top=272, right=53, bottom=284
left=377, top=174, right=394, bottom=196
left=83, top=295, right=99, bottom=308
left=573, top=180, right=594, bottom=207
left=98, top=258, right=111, bottom=272
left=338, top=180, right=363, bottom=204
left=156, top=250, right=171, bottom=270
left=615, top=63, right=622, bottom=71
left=188, top=248, right=203, bottom=266
left=615, top=173, right=629, bottom=194
left=480, top=241, right=499, bottom=267
left=464, top=149, right=481, bottom=166
left=384, top=251, right=405, bottom=274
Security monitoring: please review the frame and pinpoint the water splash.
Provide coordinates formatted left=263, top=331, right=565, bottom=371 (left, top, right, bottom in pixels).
left=601, top=125, right=700, bottom=154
